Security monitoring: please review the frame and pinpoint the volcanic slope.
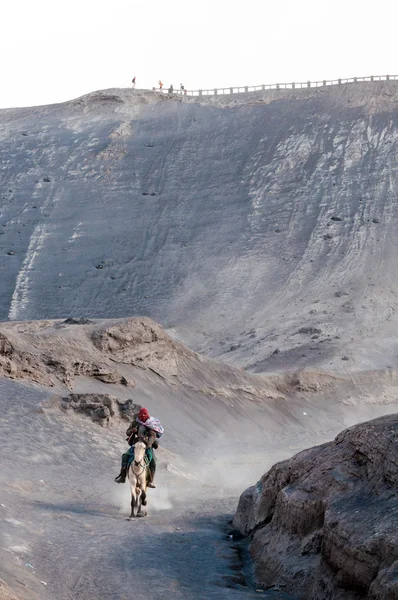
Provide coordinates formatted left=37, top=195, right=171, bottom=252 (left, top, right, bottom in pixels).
left=1, top=82, right=398, bottom=372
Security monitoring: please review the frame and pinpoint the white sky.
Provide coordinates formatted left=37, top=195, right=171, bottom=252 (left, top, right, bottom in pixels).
left=2, top=0, right=397, bottom=108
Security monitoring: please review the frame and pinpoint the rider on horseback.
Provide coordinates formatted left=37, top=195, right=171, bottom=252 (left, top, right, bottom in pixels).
left=114, top=407, right=159, bottom=486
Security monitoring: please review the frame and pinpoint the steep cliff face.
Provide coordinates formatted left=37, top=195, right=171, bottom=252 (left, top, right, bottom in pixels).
left=233, top=414, right=398, bottom=600
left=1, top=82, right=398, bottom=371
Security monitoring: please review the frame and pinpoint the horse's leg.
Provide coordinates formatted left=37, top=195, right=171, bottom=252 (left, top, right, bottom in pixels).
left=136, top=487, right=142, bottom=514
left=130, top=489, right=136, bottom=519
left=137, top=475, right=148, bottom=517
left=128, top=471, right=136, bottom=519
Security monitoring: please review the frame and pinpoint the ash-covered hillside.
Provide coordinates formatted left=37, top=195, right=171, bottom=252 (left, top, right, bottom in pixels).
left=1, top=82, right=398, bottom=372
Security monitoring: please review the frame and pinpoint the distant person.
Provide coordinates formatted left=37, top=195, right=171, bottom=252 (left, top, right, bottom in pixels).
left=180, top=83, right=184, bottom=93
left=168, top=84, right=174, bottom=94
left=158, top=80, right=163, bottom=90
left=132, top=76, right=136, bottom=88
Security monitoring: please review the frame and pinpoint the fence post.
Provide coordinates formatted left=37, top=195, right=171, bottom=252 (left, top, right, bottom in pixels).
left=214, top=89, right=217, bottom=95
left=307, top=81, right=311, bottom=88
left=370, top=75, right=374, bottom=81
left=262, top=84, right=265, bottom=90
left=244, top=86, right=248, bottom=93
left=338, top=79, right=342, bottom=85
left=199, top=89, right=202, bottom=96
left=276, top=83, right=280, bottom=89
left=386, top=75, right=390, bottom=80
left=354, top=77, right=357, bottom=82
left=323, top=80, right=326, bottom=86
left=230, top=87, right=233, bottom=94
left=292, top=82, right=295, bottom=89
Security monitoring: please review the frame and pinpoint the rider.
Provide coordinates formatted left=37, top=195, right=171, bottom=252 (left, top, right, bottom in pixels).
left=114, top=407, right=158, bottom=486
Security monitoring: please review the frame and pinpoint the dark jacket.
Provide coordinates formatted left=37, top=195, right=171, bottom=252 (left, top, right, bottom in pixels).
left=126, top=419, right=157, bottom=448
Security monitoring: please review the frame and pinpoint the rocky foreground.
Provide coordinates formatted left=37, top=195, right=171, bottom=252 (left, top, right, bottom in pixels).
left=233, top=414, right=398, bottom=599
left=0, top=579, right=20, bottom=600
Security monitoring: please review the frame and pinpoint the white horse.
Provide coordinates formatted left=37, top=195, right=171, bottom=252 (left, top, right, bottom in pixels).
left=127, top=441, right=149, bottom=519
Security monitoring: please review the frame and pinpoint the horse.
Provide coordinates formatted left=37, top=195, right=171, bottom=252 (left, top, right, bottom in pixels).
left=127, top=441, right=149, bottom=519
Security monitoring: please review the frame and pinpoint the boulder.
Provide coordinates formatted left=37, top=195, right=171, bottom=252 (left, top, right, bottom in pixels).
left=61, top=393, right=141, bottom=427
left=233, top=414, right=398, bottom=599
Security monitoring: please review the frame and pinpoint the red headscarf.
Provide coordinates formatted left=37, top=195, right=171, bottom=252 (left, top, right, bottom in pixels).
left=138, top=407, right=150, bottom=422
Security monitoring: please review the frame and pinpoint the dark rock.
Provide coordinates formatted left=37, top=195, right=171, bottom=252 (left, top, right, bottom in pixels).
left=272, top=348, right=280, bottom=355
left=116, top=398, right=140, bottom=420
left=334, top=291, right=349, bottom=297
left=342, top=302, right=354, bottom=313
left=91, top=367, right=120, bottom=383
left=62, top=317, right=93, bottom=325
left=43, top=177, right=51, bottom=183
left=341, top=356, right=349, bottom=361
left=233, top=415, right=398, bottom=599
left=330, top=216, right=343, bottom=222
left=0, top=333, right=14, bottom=357
left=229, top=344, right=241, bottom=352
left=323, top=233, right=333, bottom=240
left=61, top=393, right=140, bottom=426
left=297, top=327, right=321, bottom=335
left=7, top=251, right=15, bottom=256
left=93, top=405, right=111, bottom=420
left=372, top=218, right=380, bottom=224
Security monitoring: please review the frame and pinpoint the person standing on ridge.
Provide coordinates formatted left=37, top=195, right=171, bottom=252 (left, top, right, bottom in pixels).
left=158, top=80, right=163, bottom=90
left=132, top=76, right=136, bottom=88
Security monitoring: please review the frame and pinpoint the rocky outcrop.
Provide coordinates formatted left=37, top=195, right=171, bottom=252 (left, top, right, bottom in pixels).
left=0, top=317, right=287, bottom=410
left=0, top=580, right=21, bottom=600
left=91, top=317, right=196, bottom=378
left=233, top=414, right=398, bottom=599
left=0, top=318, right=177, bottom=388
left=0, top=316, right=196, bottom=387
left=61, top=393, right=140, bottom=426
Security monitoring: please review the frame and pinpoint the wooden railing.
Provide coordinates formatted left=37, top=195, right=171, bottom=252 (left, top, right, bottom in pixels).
left=154, top=75, right=398, bottom=97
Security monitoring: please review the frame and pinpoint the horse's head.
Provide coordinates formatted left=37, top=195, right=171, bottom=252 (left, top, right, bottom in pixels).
left=133, top=441, right=146, bottom=464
